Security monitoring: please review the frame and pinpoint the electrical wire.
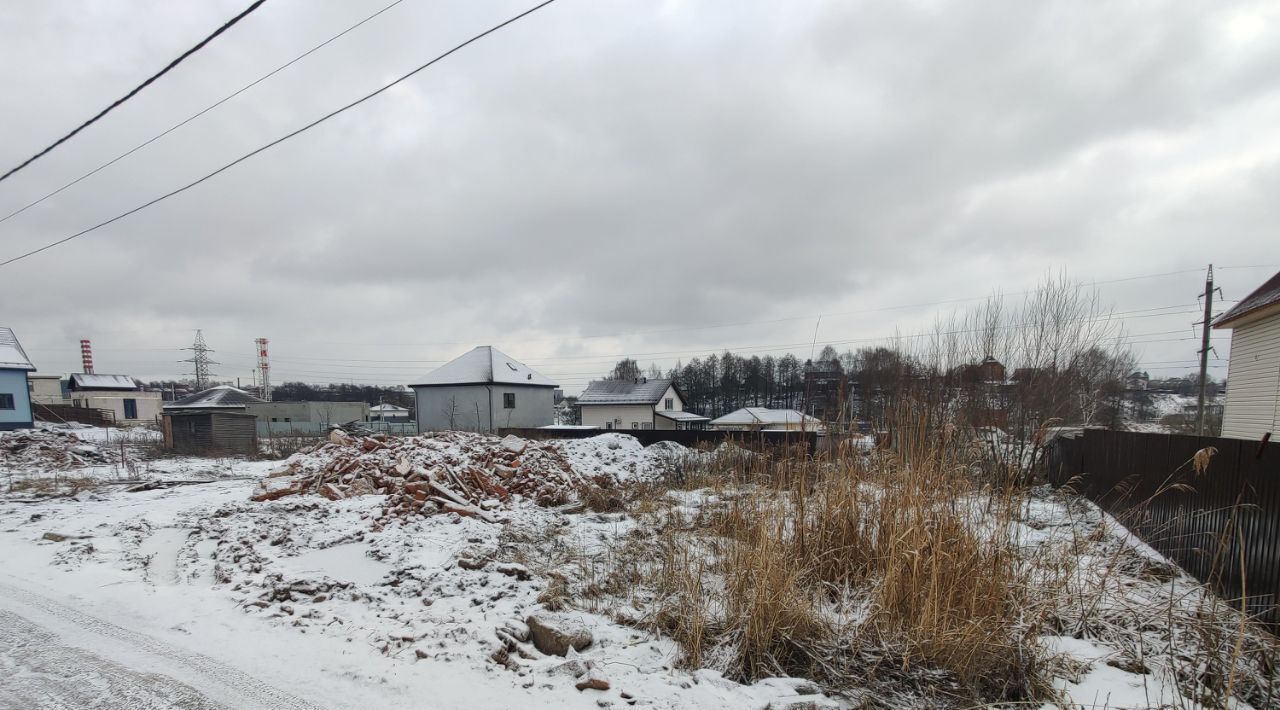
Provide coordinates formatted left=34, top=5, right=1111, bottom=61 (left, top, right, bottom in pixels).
left=0, top=0, right=560, bottom=268
left=0, top=0, right=270, bottom=184
left=0, top=0, right=409, bottom=226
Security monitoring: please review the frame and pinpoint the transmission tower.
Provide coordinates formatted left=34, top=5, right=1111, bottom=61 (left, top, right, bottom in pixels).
left=255, top=337, right=271, bottom=401
left=181, top=330, right=218, bottom=389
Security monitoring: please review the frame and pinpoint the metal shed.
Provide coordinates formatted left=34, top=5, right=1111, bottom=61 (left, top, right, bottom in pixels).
left=163, top=410, right=258, bottom=455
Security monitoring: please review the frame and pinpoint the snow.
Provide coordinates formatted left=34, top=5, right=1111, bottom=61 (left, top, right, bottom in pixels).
left=2, top=432, right=1272, bottom=709
left=710, top=407, right=820, bottom=427
left=0, top=326, right=35, bottom=370
left=411, top=346, right=556, bottom=387
left=69, top=373, right=139, bottom=390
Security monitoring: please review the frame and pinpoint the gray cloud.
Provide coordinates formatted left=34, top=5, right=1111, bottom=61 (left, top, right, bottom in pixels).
left=0, top=0, right=1276, bottom=390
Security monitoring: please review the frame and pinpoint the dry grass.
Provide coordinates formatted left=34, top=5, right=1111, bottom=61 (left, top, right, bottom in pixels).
left=645, top=437, right=1049, bottom=703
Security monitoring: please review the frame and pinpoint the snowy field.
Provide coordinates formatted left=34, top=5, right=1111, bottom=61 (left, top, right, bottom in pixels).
left=0, top=424, right=1273, bottom=709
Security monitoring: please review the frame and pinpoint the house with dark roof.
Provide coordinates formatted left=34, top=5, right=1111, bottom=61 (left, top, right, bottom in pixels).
left=577, top=377, right=708, bottom=430
left=410, top=346, right=557, bottom=433
left=0, top=327, right=36, bottom=430
left=1213, top=269, right=1280, bottom=440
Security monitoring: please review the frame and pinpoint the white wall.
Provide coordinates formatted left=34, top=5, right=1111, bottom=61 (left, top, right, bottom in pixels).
left=1221, top=315, right=1280, bottom=440
left=72, top=391, right=163, bottom=425
left=581, top=404, right=656, bottom=430
left=415, top=384, right=554, bottom=433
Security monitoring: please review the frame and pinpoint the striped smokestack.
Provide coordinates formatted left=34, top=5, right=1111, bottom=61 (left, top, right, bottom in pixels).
left=80, top=339, right=94, bottom=374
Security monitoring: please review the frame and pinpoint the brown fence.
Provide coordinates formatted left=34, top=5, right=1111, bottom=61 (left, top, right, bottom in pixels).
left=499, top=428, right=819, bottom=455
left=1048, top=428, right=1280, bottom=626
left=33, top=403, right=115, bottom=428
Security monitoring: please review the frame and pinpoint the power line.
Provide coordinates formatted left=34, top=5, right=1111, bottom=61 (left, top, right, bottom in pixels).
left=0, top=0, right=559, bottom=268
left=0, top=0, right=270, bottom=185
left=0, top=0, right=409, bottom=226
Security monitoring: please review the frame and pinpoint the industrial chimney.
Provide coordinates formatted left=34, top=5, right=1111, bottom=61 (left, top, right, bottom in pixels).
left=80, top=339, right=94, bottom=374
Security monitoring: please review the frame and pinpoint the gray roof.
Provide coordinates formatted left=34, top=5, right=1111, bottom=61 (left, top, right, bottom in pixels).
left=656, top=410, right=710, bottom=422
left=710, top=407, right=822, bottom=427
left=164, top=385, right=265, bottom=410
left=578, top=378, right=673, bottom=405
left=0, top=327, right=35, bottom=371
left=410, top=346, right=556, bottom=387
left=1214, top=269, right=1280, bottom=328
left=69, top=373, right=138, bottom=390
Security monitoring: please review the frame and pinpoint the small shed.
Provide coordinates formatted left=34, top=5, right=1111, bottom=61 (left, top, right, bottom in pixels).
left=163, top=411, right=258, bottom=455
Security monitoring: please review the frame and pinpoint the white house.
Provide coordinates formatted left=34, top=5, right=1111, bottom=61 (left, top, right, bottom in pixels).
left=67, top=373, right=163, bottom=426
left=0, top=327, right=36, bottom=431
left=367, top=403, right=411, bottom=423
left=710, top=407, right=823, bottom=432
left=1213, top=269, right=1280, bottom=440
left=411, top=346, right=557, bottom=433
left=578, top=378, right=708, bottom=430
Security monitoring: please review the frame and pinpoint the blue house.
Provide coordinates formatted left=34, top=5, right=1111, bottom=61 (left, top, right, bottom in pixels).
left=0, top=327, right=36, bottom=430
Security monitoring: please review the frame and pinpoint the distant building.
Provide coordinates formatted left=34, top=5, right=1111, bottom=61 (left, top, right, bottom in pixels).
left=367, top=403, right=411, bottom=423
left=1213, top=269, right=1280, bottom=440
left=1126, top=371, right=1150, bottom=391
left=978, top=356, right=1006, bottom=383
left=710, top=407, right=823, bottom=432
left=164, top=386, right=368, bottom=429
left=27, top=374, right=67, bottom=405
left=803, top=359, right=847, bottom=420
left=250, top=400, right=369, bottom=427
left=0, top=327, right=36, bottom=431
left=67, top=373, right=163, bottom=426
left=578, top=377, right=708, bottom=430
left=410, top=346, right=557, bottom=433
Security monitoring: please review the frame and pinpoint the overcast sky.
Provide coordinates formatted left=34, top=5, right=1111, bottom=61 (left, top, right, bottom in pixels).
left=1, top=0, right=1277, bottom=394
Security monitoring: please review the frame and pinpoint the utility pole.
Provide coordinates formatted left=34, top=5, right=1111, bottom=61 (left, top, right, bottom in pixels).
left=180, top=329, right=218, bottom=390
left=1196, top=265, right=1215, bottom=436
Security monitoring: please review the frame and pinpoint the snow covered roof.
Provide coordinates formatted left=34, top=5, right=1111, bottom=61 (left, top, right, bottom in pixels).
left=69, top=373, right=138, bottom=390
left=710, top=407, right=822, bottom=427
left=0, top=327, right=35, bottom=371
left=410, top=346, right=556, bottom=388
left=656, top=410, right=710, bottom=422
left=578, top=378, right=673, bottom=405
left=1214, top=269, right=1280, bottom=328
left=369, top=403, right=409, bottom=412
left=164, top=385, right=265, bottom=410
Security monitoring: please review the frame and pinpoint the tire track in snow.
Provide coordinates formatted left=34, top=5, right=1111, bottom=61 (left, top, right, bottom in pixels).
left=0, top=580, right=320, bottom=710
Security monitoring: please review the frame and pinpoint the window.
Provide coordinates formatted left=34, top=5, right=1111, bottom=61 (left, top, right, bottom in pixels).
left=123, top=398, right=138, bottom=419
left=665, top=398, right=673, bottom=410
left=503, top=393, right=516, bottom=409
left=0, top=393, right=13, bottom=410
left=631, top=422, right=639, bottom=429
left=605, top=421, right=613, bottom=430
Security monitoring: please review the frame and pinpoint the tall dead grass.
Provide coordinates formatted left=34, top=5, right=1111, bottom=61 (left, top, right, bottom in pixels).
left=652, top=428, right=1049, bottom=701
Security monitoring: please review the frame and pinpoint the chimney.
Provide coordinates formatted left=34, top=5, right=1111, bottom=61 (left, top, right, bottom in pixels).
left=80, top=339, right=94, bottom=374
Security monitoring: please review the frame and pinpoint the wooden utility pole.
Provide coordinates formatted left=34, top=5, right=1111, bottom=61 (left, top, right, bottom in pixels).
left=1196, top=264, right=1215, bottom=436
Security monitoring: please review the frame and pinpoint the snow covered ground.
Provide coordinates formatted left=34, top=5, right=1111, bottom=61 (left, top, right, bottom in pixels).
left=0, top=425, right=1272, bottom=708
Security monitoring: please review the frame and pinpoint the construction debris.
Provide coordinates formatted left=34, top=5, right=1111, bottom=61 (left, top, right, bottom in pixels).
left=0, top=427, right=116, bottom=469
left=251, top=430, right=611, bottom=521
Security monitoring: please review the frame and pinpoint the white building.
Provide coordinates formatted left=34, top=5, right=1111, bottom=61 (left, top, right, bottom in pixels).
left=0, top=327, right=35, bottom=431
left=68, top=373, right=163, bottom=426
left=367, top=403, right=411, bottom=422
left=1214, top=270, right=1280, bottom=440
left=710, top=407, right=823, bottom=432
left=577, top=378, right=708, bottom=430
left=411, top=346, right=557, bottom=433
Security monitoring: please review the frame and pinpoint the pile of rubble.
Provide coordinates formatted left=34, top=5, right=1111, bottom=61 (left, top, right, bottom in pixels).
left=252, top=430, right=605, bottom=521
left=0, top=427, right=116, bottom=469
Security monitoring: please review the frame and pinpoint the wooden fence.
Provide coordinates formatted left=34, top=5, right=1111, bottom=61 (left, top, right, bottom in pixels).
left=33, top=403, right=115, bottom=428
left=499, top=428, right=819, bottom=455
left=1048, top=429, right=1280, bottom=626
